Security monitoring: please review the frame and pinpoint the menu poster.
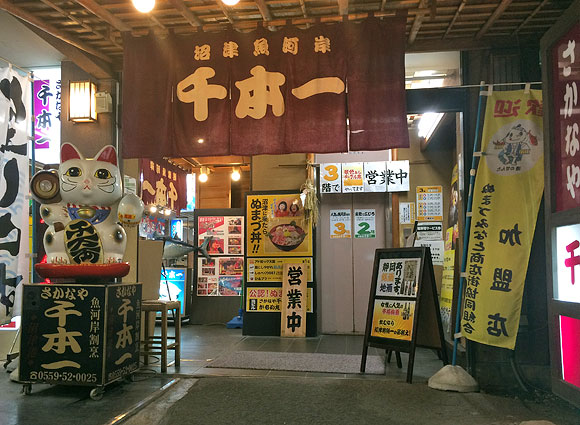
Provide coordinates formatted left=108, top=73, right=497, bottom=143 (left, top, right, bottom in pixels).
left=247, top=257, right=313, bottom=282
left=247, top=194, right=313, bottom=257
left=342, top=163, right=364, bottom=193
left=197, top=256, right=243, bottom=296
left=416, top=186, right=443, bottom=221
left=320, top=163, right=342, bottom=194
left=198, top=216, right=244, bottom=255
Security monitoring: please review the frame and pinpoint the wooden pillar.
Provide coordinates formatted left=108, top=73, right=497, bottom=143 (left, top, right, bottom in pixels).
left=391, top=149, right=400, bottom=247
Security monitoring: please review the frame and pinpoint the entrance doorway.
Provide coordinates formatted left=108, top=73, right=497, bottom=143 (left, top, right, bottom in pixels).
left=316, top=153, right=391, bottom=334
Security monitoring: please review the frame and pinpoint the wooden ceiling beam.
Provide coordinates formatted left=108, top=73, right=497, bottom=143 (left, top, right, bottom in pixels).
left=75, top=0, right=132, bottom=32
left=443, top=0, right=466, bottom=38
left=255, top=0, right=273, bottom=21
left=298, top=0, right=308, bottom=18
left=475, top=0, right=512, bottom=40
left=21, top=21, right=114, bottom=79
left=39, top=0, right=122, bottom=49
left=408, top=0, right=428, bottom=45
left=512, top=0, right=548, bottom=35
left=148, top=13, right=168, bottom=31
left=168, top=0, right=203, bottom=27
left=0, top=0, right=112, bottom=63
left=338, top=0, right=348, bottom=16
left=215, top=1, right=235, bottom=24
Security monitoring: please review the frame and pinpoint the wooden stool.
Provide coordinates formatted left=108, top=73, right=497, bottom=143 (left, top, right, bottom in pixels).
left=141, top=299, right=181, bottom=373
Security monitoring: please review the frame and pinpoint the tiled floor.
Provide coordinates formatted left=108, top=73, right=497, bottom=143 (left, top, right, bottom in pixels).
left=144, top=324, right=442, bottom=382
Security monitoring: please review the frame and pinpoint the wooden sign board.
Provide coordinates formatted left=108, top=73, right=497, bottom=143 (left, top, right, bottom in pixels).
left=280, top=263, right=307, bottom=337
left=360, top=247, right=448, bottom=383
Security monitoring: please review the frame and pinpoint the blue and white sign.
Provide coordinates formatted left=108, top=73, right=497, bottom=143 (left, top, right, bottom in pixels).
left=159, top=268, right=186, bottom=315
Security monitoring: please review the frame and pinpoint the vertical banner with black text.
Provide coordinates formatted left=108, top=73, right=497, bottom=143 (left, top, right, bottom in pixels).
left=281, top=263, right=306, bottom=337
left=0, top=67, right=30, bottom=324
left=462, top=90, right=544, bottom=349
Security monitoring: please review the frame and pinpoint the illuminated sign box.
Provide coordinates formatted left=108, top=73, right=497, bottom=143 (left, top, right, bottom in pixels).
left=560, top=315, right=580, bottom=389
left=555, top=224, right=580, bottom=303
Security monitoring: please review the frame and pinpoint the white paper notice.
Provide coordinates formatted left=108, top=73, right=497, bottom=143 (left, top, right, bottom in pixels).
left=320, top=163, right=342, bottom=194
left=414, top=239, right=445, bottom=265
left=416, top=222, right=443, bottom=240
left=363, top=162, right=387, bottom=192
left=330, top=209, right=352, bottom=238
left=342, top=163, right=364, bottom=193
left=387, top=160, right=410, bottom=192
left=399, top=202, right=415, bottom=225
left=354, top=209, right=376, bottom=238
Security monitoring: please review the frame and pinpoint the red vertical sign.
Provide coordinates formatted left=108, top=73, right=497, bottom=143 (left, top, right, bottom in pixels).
left=551, top=22, right=580, bottom=212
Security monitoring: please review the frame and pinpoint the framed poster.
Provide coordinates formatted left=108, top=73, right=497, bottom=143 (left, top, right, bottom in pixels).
left=360, top=248, right=447, bottom=383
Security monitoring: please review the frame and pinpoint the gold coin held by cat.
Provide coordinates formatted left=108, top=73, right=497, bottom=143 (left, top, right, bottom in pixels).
left=77, top=207, right=96, bottom=219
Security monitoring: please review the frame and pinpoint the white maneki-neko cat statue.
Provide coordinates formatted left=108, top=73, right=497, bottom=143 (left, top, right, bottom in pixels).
left=31, top=143, right=144, bottom=279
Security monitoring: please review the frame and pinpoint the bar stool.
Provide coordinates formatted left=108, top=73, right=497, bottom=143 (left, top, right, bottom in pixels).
left=141, top=299, right=181, bottom=373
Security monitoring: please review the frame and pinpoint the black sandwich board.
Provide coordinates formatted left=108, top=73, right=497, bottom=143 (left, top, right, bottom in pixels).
left=360, top=247, right=448, bottom=383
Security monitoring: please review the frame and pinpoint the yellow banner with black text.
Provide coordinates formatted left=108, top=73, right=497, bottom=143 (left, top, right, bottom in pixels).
left=461, top=89, right=544, bottom=349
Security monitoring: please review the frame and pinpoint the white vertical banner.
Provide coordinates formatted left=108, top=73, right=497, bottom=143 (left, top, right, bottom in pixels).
left=0, top=67, right=30, bottom=324
left=386, top=160, right=410, bottom=192
left=319, top=163, right=342, bottom=194
left=363, top=162, right=387, bottom=192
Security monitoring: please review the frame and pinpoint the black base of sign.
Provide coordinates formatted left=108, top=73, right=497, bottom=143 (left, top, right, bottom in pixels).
left=360, top=247, right=448, bottom=383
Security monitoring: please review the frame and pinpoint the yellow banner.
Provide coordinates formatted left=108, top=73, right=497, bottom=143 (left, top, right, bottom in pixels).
left=440, top=248, right=455, bottom=337
left=247, top=258, right=313, bottom=282
left=462, top=90, right=544, bottom=349
left=370, top=299, right=415, bottom=341
left=246, top=287, right=312, bottom=313
left=247, top=194, right=313, bottom=257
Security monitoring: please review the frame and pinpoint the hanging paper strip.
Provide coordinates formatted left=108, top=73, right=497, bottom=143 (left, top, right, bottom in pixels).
left=462, top=89, right=544, bottom=349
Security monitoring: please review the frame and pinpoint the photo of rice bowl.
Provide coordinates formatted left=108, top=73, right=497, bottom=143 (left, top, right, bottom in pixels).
left=268, top=222, right=307, bottom=251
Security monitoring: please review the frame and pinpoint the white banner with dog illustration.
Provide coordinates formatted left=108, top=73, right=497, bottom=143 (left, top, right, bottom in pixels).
left=461, top=89, right=544, bottom=349
left=0, top=67, right=30, bottom=324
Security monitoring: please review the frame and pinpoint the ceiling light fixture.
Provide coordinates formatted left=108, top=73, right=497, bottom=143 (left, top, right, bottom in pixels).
left=132, top=0, right=155, bottom=13
left=164, top=208, right=171, bottom=216
left=418, top=112, right=444, bottom=141
left=69, top=81, right=97, bottom=122
left=197, top=138, right=205, bottom=144
left=149, top=205, right=157, bottom=213
left=198, top=166, right=209, bottom=183
left=221, top=0, right=240, bottom=6
left=231, top=167, right=241, bottom=181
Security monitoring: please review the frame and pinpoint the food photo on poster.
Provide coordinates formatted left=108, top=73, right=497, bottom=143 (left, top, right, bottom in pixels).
left=198, top=216, right=245, bottom=255
left=247, top=194, right=313, bottom=257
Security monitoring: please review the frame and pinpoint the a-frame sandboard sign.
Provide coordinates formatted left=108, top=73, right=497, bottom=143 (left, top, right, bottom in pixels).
left=360, top=247, right=448, bottom=383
